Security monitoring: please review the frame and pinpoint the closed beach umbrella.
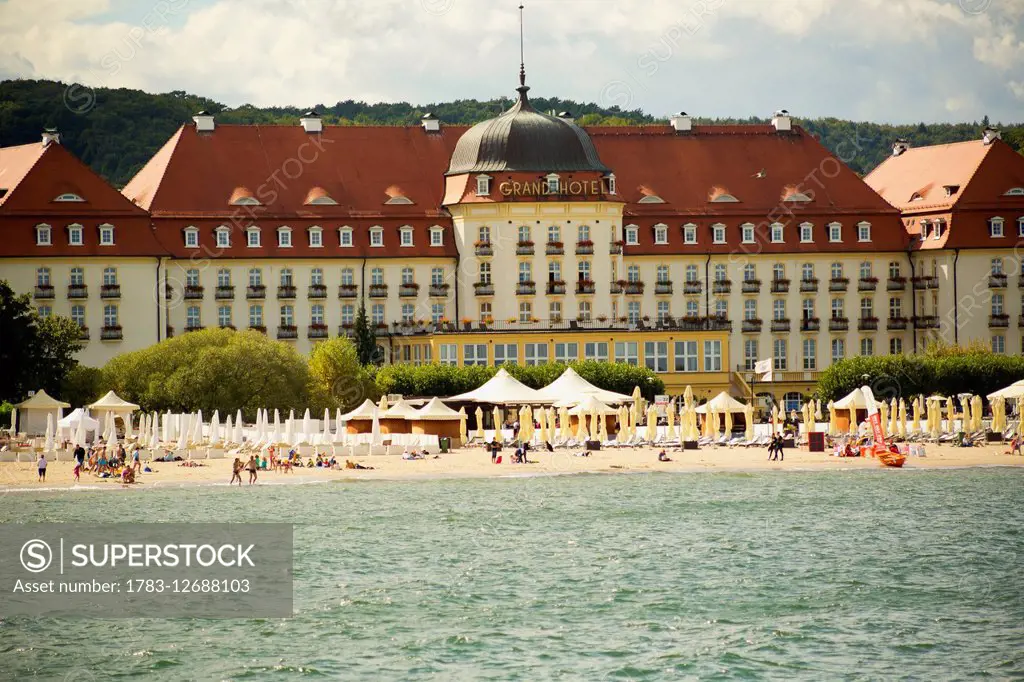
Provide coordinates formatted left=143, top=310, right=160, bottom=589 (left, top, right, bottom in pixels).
left=577, top=408, right=590, bottom=442
left=123, top=413, right=133, bottom=440
left=645, top=405, right=657, bottom=442
left=492, top=406, right=502, bottom=434
left=888, top=398, right=898, bottom=436
left=224, top=415, right=233, bottom=444
left=285, top=410, right=295, bottom=446
left=8, top=407, right=15, bottom=434
left=744, top=401, right=754, bottom=441
left=237, top=413, right=246, bottom=444
left=1017, top=396, right=1024, bottom=438
left=370, top=407, right=382, bottom=445
left=972, top=395, right=984, bottom=432
left=475, top=407, right=485, bottom=439
left=209, top=410, right=221, bottom=445
left=724, top=405, right=734, bottom=437
left=879, top=400, right=889, bottom=437
left=960, top=396, right=971, bottom=433
left=537, top=407, right=548, bottom=443
left=849, top=401, right=859, bottom=435
left=827, top=401, right=837, bottom=436
left=162, top=410, right=170, bottom=443
left=378, top=395, right=389, bottom=411
left=897, top=399, right=907, bottom=438
left=321, top=409, right=331, bottom=445
left=666, top=400, right=676, bottom=440
left=44, top=413, right=54, bottom=452
left=176, top=414, right=188, bottom=450
left=815, top=399, right=823, bottom=422
left=632, top=386, right=642, bottom=417
left=271, top=409, right=282, bottom=445
left=597, top=409, right=608, bottom=442
left=559, top=405, right=571, bottom=441
left=911, top=398, right=921, bottom=434
left=931, top=398, right=942, bottom=439
left=459, top=407, right=468, bottom=442
left=302, top=408, right=312, bottom=445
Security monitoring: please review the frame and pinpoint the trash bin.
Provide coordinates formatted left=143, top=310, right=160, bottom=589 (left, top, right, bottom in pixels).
left=439, top=437, right=450, bottom=453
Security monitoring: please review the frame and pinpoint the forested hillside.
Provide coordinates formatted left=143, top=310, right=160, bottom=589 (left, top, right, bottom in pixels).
left=2, top=79, right=1021, bottom=188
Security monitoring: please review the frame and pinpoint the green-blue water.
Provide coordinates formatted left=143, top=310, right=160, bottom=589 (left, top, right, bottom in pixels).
left=1, top=470, right=1022, bottom=680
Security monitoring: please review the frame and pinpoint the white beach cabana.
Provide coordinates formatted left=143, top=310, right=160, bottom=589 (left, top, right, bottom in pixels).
left=534, top=367, right=632, bottom=405
left=448, top=368, right=552, bottom=405
left=380, top=398, right=421, bottom=434
left=59, top=408, right=99, bottom=443
left=15, top=390, right=71, bottom=435
left=410, top=397, right=463, bottom=444
left=88, top=391, right=139, bottom=431
left=833, top=388, right=884, bottom=432
left=339, top=399, right=379, bottom=434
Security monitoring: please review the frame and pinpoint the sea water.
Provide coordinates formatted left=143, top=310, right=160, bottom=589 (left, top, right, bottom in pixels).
left=1, top=469, right=1022, bottom=680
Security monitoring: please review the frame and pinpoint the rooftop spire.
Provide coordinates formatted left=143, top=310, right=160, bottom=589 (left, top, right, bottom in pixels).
left=518, top=3, right=527, bottom=90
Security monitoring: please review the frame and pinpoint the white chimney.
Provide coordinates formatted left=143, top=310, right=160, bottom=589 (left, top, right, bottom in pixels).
left=669, top=111, right=692, bottom=132
left=421, top=113, right=440, bottom=133
left=41, top=128, right=61, bottom=146
left=300, top=110, right=322, bottom=134
left=771, top=109, right=792, bottom=132
left=557, top=111, right=575, bottom=125
left=892, top=139, right=910, bottom=157
left=193, top=110, right=215, bottom=132
left=983, top=127, right=1001, bottom=145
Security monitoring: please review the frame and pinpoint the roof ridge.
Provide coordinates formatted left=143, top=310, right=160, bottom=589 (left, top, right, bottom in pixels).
left=123, top=125, right=185, bottom=211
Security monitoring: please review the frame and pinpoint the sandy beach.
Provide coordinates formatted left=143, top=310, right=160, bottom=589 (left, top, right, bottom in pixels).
left=1, top=442, right=1022, bottom=491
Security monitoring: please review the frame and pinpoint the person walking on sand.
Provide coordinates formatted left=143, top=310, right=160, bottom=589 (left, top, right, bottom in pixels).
left=246, top=455, right=258, bottom=484
left=37, top=453, right=47, bottom=482
left=767, top=435, right=777, bottom=461
left=230, top=457, right=243, bottom=485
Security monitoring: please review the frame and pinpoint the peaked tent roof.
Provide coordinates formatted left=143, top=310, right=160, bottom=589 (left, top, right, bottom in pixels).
left=16, top=389, right=71, bottom=409
left=88, top=391, right=139, bottom=411
left=695, top=392, right=748, bottom=413
left=534, top=367, right=632, bottom=404
left=412, top=397, right=463, bottom=421
left=382, top=398, right=421, bottom=420
left=834, top=388, right=884, bottom=409
left=57, top=408, right=99, bottom=430
left=448, top=368, right=551, bottom=405
left=567, top=395, right=617, bottom=416
left=339, top=399, right=378, bottom=421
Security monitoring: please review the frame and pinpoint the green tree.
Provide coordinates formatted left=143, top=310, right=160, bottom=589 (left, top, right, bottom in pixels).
left=102, top=328, right=308, bottom=419
left=61, top=365, right=104, bottom=407
left=34, top=315, right=85, bottom=398
left=353, top=302, right=377, bottom=366
left=307, top=336, right=377, bottom=411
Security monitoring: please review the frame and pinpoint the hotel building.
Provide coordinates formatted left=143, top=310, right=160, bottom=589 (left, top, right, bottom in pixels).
left=2, top=78, right=1022, bottom=411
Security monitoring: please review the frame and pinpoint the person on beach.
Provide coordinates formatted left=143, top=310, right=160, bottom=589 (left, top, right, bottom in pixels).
left=658, top=450, right=672, bottom=462
left=73, top=461, right=81, bottom=482
left=490, top=439, right=500, bottom=464
left=132, top=447, right=142, bottom=473
left=37, top=453, right=47, bottom=482
left=246, top=455, right=259, bottom=484
left=230, top=457, right=243, bottom=485
left=74, top=444, right=86, bottom=468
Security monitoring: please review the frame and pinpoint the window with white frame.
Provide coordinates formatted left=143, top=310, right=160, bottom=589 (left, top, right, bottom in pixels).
left=686, top=300, right=699, bottom=317
left=860, top=297, right=873, bottom=318
left=548, top=261, right=562, bottom=283
left=185, top=268, right=199, bottom=287
left=431, top=303, right=445, bottom=322
left=800, top=223, right=813, bottom=243
left=585, top=341, right=609, bottom=362
left=370, top=268, right=384, bottom=285
left=889, top=297, right=902, bottom=318
left=476, top=175, right=491, bottom=196
left=277, top=226, right=292, bottom=247
left=578, top=300, right=591, bottom=322
left=1018, top=217, right=1024, bottom=237
left=401, top=303, right=415, bottom=323
left=674, top=340, right=697, bottom=372
left=644, top=341, right=668, bottom=373
left=625, top=225, right=639, bottom=245
left=478, top=226, right=491, bottom=243
left=801, top=263, right=814, bottom=281
left=831, top=298, right=845, bottom=318
left=934, top=220, right=945, bottom=239
left=831, top=339, right=846, bottom=363
left=103, top=304, right=119, bottom=328
left=37, top=305, right=51, bottom=318
left=770, top=223, right=784, bottom=243
left=215, top=226, right=231, bottom=248
left=656, top=265, right=670, bottom=283
left=627, top=301, right=641, bottom=324
left=857, top=222, right=871, bottom=242
left=494, top=343, right=518, bottom=365
left=992, top=293, right=1004, bottom=316
left=69, top=267, right=84, bottom=286
left=773, top=299, right=786, bottom=320
left=103, top=267, right=117, bottom=286
left=369, top=227, right=383, bottom=247
left=744, top=299, right=757, bottom=320
left=246, top=227, right=261, bottom=247
left=888, top=261, right=901, bottom=279
left=773, top=339, right=787, bottom=370
left=919, top=221, right=930, bottom=241
left=555, top=342, right=578, bottom=363
left=655, top=224, right=669, bottom=244
left=517, top=225, right=531, bottom=243
left=657, top=300, right=670, bottom=322
left=741, top=223, right=755, bottom=243
left=463, top=344, right=487, bottom=366
left=36, top=224, right=52, bottom=246
left=989, top=217, right=1004, bottom=238
left=606, top=174, right=617, bottom=194
left=36, top=267, right=50, bottom=286
left=890, top=337, right=903, bottom=355
left=310, top=268, right=324, bottom=286
left=309, top=226, right=323, bottom=247
left=549, top=300, right=561, bottom=321
left=430, top=226, right=444, bottom=246
left=578, top=260, right=591, bottom=282
left=715, top=299, right=727, bottom=318
left=478, top=302, right=492, bottom=321
left=578, top=224, right=590, bottom=242
left=339, top=227, right=353, bottom=247
left=184, top=227, right=199, bottom=248
left=685, top=264, right=698, bottom=282
left=431, top=267, right=444, bottom=286
left=802, top=299, right=815, bottom=320
left=99, top=224, right=115, bottom=245
left=218, top=305, right=232, bottom=328
left=859, top=261, right=872, bottom=280
left=703, top=340, right=722, bottom=371
left=712, top=223, right=726, bottom=244
left=341, top=304, right=354, bottom=325
left=714, top=264, right=727, bottom=282
left=438, top=343, right=458, bottom=366
left=627, top=265, right=640, bottom=282
left=992, top=335, right=1005, bottom=354
left=341, top=268, right=354, bottom=286
left=773, top=263, right=785, bottom=281
left=803, top=339, right=817, bottom=370
left=371, top=303, right=384, bottom=325
left=400, top=226, right=414, bottom=247
left=249, top=304, right=263, bottom=327
left=68, top=224, right=83, bottom=246
left=828, top=222, right=842, bottom=242
left=280, top=268, right=293, bottom=286
left=401, top=267, right=414, bottom=285
left=519, top=301, right=532, bottom=323
left=519, top=261, right=532, bottom=283
left=744, top=340, right=758, bottom=370
left=71, top=304, right=85, bottom=328
left=525, top=343, right=548, bottom=366
left=547, top=225, right=561, bottom=244
left=682, top=223, right=696, bottom=244
left=479, top=262, right=492, bottom=285
left=860, top=338, right=874, bottom=356
left=831, top=262, right=843, bottom=280
left=615, top=341, right=639, bottom=366
left=186, top=305, right=201, bottom=329
left=743, top=264, right=756, bottom=282
left=546, top=174, right=560, bottom=193
left=991, top=257, right=1003, bottom=275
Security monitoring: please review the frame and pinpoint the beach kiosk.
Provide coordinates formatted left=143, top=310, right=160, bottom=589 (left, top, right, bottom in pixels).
left=410, top=398, right=464, bottom=446
left=564, top=395, right=618, bottom=435
left=379, top=398, right=419, bottom=434
left=694, top=391, right=748, bottom=434
left=833, top=388, right=883, bottom=433
left=14, top=390, right=70, bottom=436
left=88, top=391, right=139, bottom=433
left=339, top=399, right=378, bottom=434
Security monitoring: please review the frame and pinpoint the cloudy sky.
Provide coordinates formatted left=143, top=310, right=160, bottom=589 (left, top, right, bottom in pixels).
left=1, top=0, right=1022, bottom=123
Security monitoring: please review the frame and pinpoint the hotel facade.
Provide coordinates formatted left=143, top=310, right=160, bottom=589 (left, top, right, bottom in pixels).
left=2, top=80, right=1023, bottom=411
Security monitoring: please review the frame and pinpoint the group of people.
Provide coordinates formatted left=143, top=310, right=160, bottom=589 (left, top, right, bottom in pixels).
left=485, top=438, right=537, bottom=464
left=39, top=442, right=145, bottom=484
left=766, top=435, right=786, bottom=461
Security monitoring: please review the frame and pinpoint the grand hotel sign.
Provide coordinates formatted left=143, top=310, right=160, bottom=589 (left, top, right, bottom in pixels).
left=499, top=179, right=606, bottom=197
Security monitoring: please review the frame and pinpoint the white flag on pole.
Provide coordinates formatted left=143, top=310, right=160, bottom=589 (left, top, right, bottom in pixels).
left=753, top=359, right=772, bottom=374
left=761, top=371, right=773, bottom=382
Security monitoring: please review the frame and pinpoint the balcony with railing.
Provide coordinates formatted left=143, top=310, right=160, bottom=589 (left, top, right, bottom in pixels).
left=545, top=241, right=564, bottom=255
left=576, top=280, right=596, bottom=295
left=610, top=281, right=624, bottom=294
left=248, top=325, right=267, bottom=334
left=516, top=281, right=536, bottom=296
left=707, top=316, right=732, bottom=332
left=100, top=284, right=121, bottom=299
left=742, top=279, right=761, bottom=294
left=713, top=279, right=732, bottom=294
left=277, top=285, right=297, bottom=299
left=989, top=273, right=1008, bottom=289
left=308, top=324, right=329, bottom=339
left=277, top=325, right=298, bottom=339
left=474, top=281, right=494, bottom=296
left=624, top=281, right=645, bottom=295
left=609, top=241, right=623, bottom=255
left=829, top=317, right=849, bottom=332
left=338, top=284, right=358, bottom=298
left=741, top=318, right=763, bottom=333
left=429, top=283, right=450, bottom=297
left=858, top=277, right=879, bottom=291
left=771, top=318, right=791, bottom=333
left=215, top=285, right=235, bottom=300
left=308, top=284, right=327, bottom=299
left=183, top=285, right=204, bottom=300
left=515, top=241, right=535, bottom=256
left=678, top=281, right=698, bottom=295
left=368, top=284, right=389, bottom=298
left=474, top=241, right=493, bottom=257
left=989, top=313, right=1010, bottom=328
left=399, top=283, right=420, bottom=298
left=887, top=316, right=908, bottom=330
left=575, top=240, right=594, bottom=255
left=246, top=284, right=266, bottom=299
left=338, top=324, right=354, bottom=337
left=770, top=279, right=790, bottom=294
left=858, top=316, right=879, bottom=331
left=799, top=278, right=819, bottom=293
left=914, top=315, right=939, bottom=329
left=34, top=285, right=55, bottom=299
left=100, top=325, right=123, bottom=340
left=546, top=280, right=566, bottom=295
left=887, top=277, right=907, bottom=291
left=655, top=281, right=673, bottom=295
left=829, top=277, right=849, bottom=292
left=77, top=326, right=90, bottom=341
left=800, top=317, right=820, bottom=332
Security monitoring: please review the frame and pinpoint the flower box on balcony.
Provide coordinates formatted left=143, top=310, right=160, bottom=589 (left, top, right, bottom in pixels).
left=989, top=314, right=1009, bottom=328
left=248, top=325, right=267, bottom=334
left=800, top=318, right=820, bottom=332
left=576, top=280, right=596, bottom=295
left=474, top=282, right=495, bottom=296
left=308, top=324, right=329, bottom=339
left=609, top=241, right=624, bottom=255
left=713, top=280, right=732, bottom=294
left=655, top=282, right=673, bottom=295
left=246, top=285, right=266, bottom=299
left=368, top=284, right=389, bottom=298
left=277, top=325, right=298, bottom=339
left=100, top=325, right=123, bottom=340
left=742, top=280, right=761, bottom=294
left=545, top=242, right=564, bottom=255
left=858, top=317, right=879, bottom=331
left=858, top=277, right=878, bottom=291
left=215, top=285, right=235, bottom=299
left=741, top=319, right=763, bottom=333
left=399, top=283, right=420, bottom=297
left=771, top=319, right=791, bottom=332
left=799, top=278, right=819, bottom=293
left=575, top=240, right=594, bottom=255
left=829, top=278, right=849, bottom=292
left=515, top=241, right=535, bottom=255
left=100, top=284, right=121, bottom=299
left=308, top=284, right=327, bottom=299
left=34, top=285, right=55, bottom=299
left=828, top=317, right=849, bottom=332
left=683, top=281, right=702, bottom=295
left=474, top=242, right=493, bottom=256
left=887, top=277, right=907, bottom=291
left=770, top=279, right=790, bottom=293
left=610, top=281, right=624, bottom=294
left=184, top=285, right=204, bottom=299
left=516, top=281, right=536, bottom=295
left=989, top=274, right=1008, bottom=288
left=887, top=316, right=908, bottom=330
left=546, top=281, right=566, bottom=295
left=277, top=285, right=297, bottom=299
left=77, top=326, right=90, bottom=340
left=429, top=284, right=450, bottom=297
left=338, top=284, right=358, bottom=298
left=624, top=281, right=645, bottom=295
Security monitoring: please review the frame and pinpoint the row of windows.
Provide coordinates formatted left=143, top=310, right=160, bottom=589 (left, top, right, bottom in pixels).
left=435, top=340, right=722, bottom=373
left=476, top=224, right=595, bottom=245
left=741, top=338, right=904, bottom=370
left=986, top=217, right=1024, bottom=239
left=621, top=221, right=872, bottom=246
left=178, top=266, right=448, bottom=288
left=35, top=223, right=115, bottom=246
left=37, top=304, right=118, bottom=327
left=182, top=225, right=446, bottom=249
left=182, top=302, right=450, bottom=328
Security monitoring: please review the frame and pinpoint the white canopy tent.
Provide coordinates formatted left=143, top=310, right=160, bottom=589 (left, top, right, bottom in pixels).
left=534, top=367, right=632, bottom=405
left=694, top=392, right=748, bottom=414
left=567, top=395, right=617, bottom=416
left=833, top=388, right=885, bottom=410
left=15, top=390, right=71, bottom=435
left=382, top=398, right=422, bottom=420
left=448, top=368, right=552, bottom=405
left=58, top=408, right=99, bottom=441
left=413, top=397, right=462, bottom=420
left=339, top=399, right=379, bottom=421
left=88, top=391, right=139, bottom=429
left=987, top=380, right=1024, bottom=401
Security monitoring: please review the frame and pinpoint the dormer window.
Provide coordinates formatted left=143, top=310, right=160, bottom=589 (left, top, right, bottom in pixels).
left=934, top=220, right=945, bottom=239
left=1018, top=218, right=1024, bottom=238
left=682, top=223, right=696, bottom=245
left=68, top=224, right=84, bottom=245
left=215, top=226, right=231, bottom=248
left=710, top=192, right=739, bottom=203
left=654, top=224, right=669, bottom=244
left=53, top=193, right=85, bottom=202
left=475, top=175, right=492, bottom=196
left=304, top=187, right=337, bottom=205
left=910, top=192, right=923, bottom=202
left=1004, top=187, right=1024, bottom=196
left=369, top=226, right=384, bottom=247
left=35, top=224, right=52, bottom=246
left=828, top=222, right=842, bottom=243
left=943, top=185, right=960, bottom=197
left=400, top=226, right=414, bottom=247
left=430, top=226, right=444, bottom=246
left=605, top=174, right=617, bottom=194
left=989, top=217, right=1005, bottom=238
left=99, top=224, right=115, bottom=245
left=799, top=223, right=813, bottom=243
left=625, top=224, right=639, bottom=245
left=308, top=226, right=323, bottom=247
left=246, top=227, right=261, bottom=247
left=770, top=223, right=784, bottom=243
left=184, top=226, right=199, bottom=248
left=384, top=189, right=414, bottom=205
left=783, top=191, right=812, bottom=202
left=741, top=223, right=755, bottom=244
left=712, top=223, right=726, bottom=244
left=545, top=174, right=560, bottom=194
left=277, top=226, right=293, bottom=248
left=339, top=226, right=353, bottom=247
left=920, top=221, right=930, bottom=241
left=638, top=194, right=665, bottom=204
left=233, top=196, right=261, bottom=206
left=857, top=222, right=871, bottom=242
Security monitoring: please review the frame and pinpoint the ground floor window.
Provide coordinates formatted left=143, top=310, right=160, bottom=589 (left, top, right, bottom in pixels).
left=644, top=341, right=668, bottom=373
